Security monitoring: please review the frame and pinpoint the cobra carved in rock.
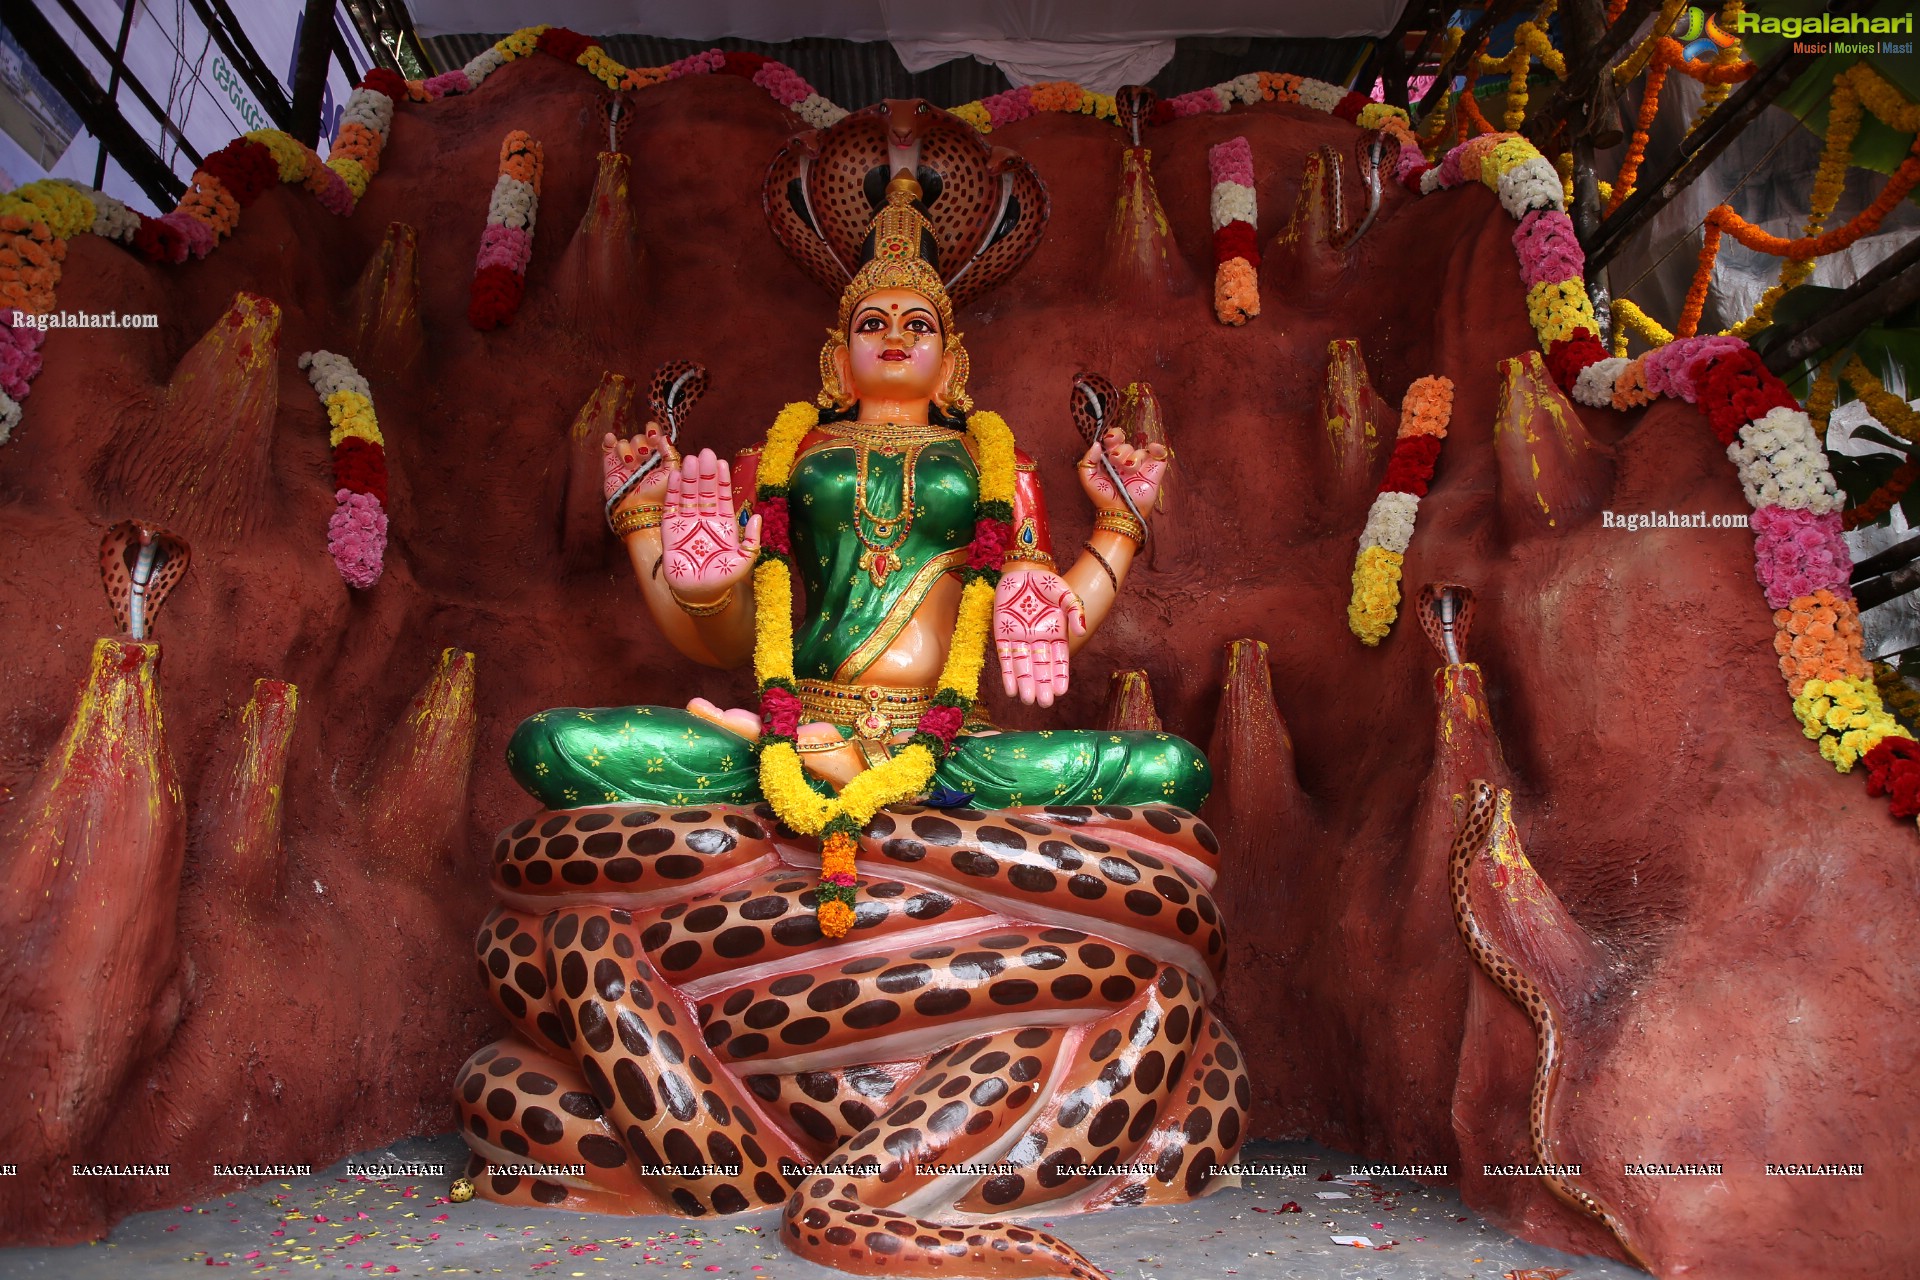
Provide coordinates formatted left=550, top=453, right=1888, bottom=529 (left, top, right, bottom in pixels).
left=1448, top=780, right=1649, bottom=1270
left=457, top=800, right=1245, bottom=1277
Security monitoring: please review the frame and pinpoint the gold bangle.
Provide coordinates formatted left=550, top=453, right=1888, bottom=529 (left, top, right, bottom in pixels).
left=670, top=585, right=734, bottom=617
left=1092, top=509, right=1147, bottom=545
left=1003, top=549, right=1057, bottom=572
left=611, top=504, right=663, bottom=537
left=1083, top=541, right=1119, bottom=593
left=794, top=735, right=847, bottom=754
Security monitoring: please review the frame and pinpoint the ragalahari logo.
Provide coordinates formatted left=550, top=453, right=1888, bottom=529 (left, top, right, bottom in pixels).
left=1727, top=5, right=1915, bottom=54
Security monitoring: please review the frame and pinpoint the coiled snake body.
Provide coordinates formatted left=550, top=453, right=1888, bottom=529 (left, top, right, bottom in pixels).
left=457, top=800, right=1248, bottom=1278
left=1449, top=782, right=1649, bottom=1270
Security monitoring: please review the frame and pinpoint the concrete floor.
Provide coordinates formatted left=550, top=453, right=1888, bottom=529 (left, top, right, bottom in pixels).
left=0, top=1133, right=1640, bottom=1279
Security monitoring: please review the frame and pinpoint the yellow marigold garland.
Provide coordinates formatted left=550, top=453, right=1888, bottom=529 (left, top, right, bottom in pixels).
left=751, top=402, right=1014, bottom=937
left=1792, top=676, right=1909, bottom=771
left=324, top=389, right=384, bottom=448
left=0, top=180, right=95, bottom=239
left=1349, top=546, right=1405, bottom=644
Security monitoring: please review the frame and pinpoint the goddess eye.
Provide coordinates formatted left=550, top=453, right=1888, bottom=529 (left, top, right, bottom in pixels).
left=906, top=318, right=933, bottom=334
left=856, top=315, right=887, bottom=332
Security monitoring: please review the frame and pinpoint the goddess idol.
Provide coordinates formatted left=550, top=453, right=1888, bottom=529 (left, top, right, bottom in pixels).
left=457, top=104, right=1244, bottom=1279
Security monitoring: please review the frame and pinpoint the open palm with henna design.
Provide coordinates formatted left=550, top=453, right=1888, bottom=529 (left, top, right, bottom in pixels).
left=663, top=448, right=761, bottom=598
left=995, top=568, right=1087, bottom=707
left=1078, top=427, right=1170, bottom=512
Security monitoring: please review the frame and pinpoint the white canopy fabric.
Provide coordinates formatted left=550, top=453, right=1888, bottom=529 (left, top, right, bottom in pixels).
left=409, top=0, right=1407, bottom=92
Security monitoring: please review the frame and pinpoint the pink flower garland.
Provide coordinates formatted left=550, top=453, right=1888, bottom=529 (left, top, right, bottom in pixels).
left=327, top=489, right=389, bottom=589
left=752, top=61, right=812, bottom=106
left=1751, top=506, right=1853, bottom=610
left=667, top=50, right=726, bottom=78
left=1511, top=210, right=1583, bottom=286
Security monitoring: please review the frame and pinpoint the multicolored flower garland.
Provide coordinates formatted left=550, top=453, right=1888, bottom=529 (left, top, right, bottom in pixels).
left=1348, top=376, right=1454, bottom=644
left=1412, top=128, right=1920, bottom=816
left=1208, top=138, right=1259, bottom=325
left=751, top=402, right=1014, bottom=938
left=470, top=130, right=542, bottom=330
left=299, top=350, right=390, bottom=589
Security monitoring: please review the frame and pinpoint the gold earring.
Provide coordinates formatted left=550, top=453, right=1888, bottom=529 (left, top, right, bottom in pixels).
left=942, top=335, right=973, bottom=413
left=817, top=331, right=851, bottom=409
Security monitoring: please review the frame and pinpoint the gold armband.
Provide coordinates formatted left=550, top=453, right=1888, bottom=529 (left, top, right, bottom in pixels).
left=1092, top=509, right=1147, bottom=545
left=611, top=504, right=663, bottom=537
left=670, top=585, right=734, bottom=617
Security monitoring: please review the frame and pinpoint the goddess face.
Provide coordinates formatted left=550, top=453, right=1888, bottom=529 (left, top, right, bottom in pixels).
left=840, top=287, right=956, bottom=406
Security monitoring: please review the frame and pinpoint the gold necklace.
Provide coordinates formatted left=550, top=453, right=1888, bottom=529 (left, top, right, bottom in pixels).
left=852, top=442, right=918, bottom=586
left=821, top=419, right=963, bottom=452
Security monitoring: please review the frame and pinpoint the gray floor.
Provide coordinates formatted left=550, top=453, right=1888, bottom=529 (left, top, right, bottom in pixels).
left=0, top=1134, right=1640, bottom=1278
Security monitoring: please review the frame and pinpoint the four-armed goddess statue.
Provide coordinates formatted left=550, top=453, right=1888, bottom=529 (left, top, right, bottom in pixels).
left=455, top=102, right=1247, bottom=1279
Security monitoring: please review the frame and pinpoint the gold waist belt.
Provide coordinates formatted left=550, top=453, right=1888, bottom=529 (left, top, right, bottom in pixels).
left=797, top=679, right=935, bottom=738
left=795, top=679, right=999, bottom=738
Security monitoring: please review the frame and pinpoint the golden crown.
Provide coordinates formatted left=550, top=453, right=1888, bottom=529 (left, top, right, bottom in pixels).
left=836, top=172, right=955, bottom=336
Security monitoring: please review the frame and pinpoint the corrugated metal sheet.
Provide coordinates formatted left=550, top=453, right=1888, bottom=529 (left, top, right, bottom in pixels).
left=419, top=33, right=1371, bottom=104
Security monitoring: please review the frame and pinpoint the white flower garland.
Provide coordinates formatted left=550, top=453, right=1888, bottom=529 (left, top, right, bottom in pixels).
left=298, top=349, right=372, bottom=401
left=1496, top=157, right=1565, bottom=219
left=342, top=88, right=395, bottom=142
left=1297, top=80, right=1344, bottom=113
left=1573, top=356, right=1632, bottom=408
left=1223, top=73, right=1264, bottom=105
left=487, top=177, right=538, bottom=231
left=1359, top=490, right=1420, bottom=554
left=1209, top=183, right=1257, bottom=230
left=52, top=179, right=140, bottom=242
left=463, top=47, right=507, bottom=85
left=1727, top=407, right=1843, bottom=514
left=0, top=390, right=20, bottom=442
left=794, top=94, right=847, bottom=130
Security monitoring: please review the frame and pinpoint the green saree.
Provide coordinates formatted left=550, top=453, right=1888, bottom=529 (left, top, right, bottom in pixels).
left=508, top=426, right=1210, bottom=812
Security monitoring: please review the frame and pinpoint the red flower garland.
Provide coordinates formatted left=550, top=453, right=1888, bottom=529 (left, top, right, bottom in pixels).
left=1212, top=220, right=1260, bottom=267
left=467, top=264, right=523, bottom=329
left=360, top=67, right=407, bottom=99
left=721, top=51, right=770, bottom=77
left=132, top=216, right=188, bottom=263
left=1544, top=328, right=1608, bottom=392
left=200, top=139, right=280, bottom=207
left=1864, top=737, right=1920, bottom=818
left=1694, top=348, right=1799, bottom=445
left=332, top=435, right=389, bottom=504
left=1379, top=435, right=1444, bottom=495
left=1333, top=92, right=1371, bottom=122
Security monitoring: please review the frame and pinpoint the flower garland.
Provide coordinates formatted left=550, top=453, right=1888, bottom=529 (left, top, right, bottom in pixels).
left=1415, top=118, right=1920, bottom=822
left=0, top=21, right=1424, bottom=424
left=1208, top=138, right=1259, bottom=325
left=751, top=402, right=1014, bottom=938
left=470, top=130, right=542, bottom=330
left=1348, top=376, right=1454, bottom=645
left=299, top=350, right=390, bottom=589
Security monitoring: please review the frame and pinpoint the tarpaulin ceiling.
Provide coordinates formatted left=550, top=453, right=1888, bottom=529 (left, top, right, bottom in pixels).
left=407, top=0, right=1409, bottom=91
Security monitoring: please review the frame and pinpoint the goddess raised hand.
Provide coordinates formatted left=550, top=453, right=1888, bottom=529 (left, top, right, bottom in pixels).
left=601, top=421, right=677, bottom=513
left=1078, top=427, right=1170, bottom=514
left=993, top=428, right=1169, bottom=707
left=662, top=448, right=762, bottom=603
